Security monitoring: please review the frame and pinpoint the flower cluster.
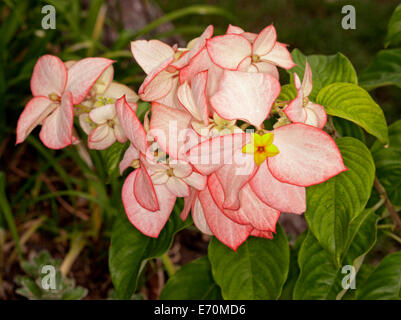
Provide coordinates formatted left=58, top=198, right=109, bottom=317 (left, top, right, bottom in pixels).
left=17, top=24, right=347, bottom=250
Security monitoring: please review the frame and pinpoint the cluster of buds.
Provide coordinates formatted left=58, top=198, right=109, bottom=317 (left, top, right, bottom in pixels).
left=17, top=24, right=347, bottom=250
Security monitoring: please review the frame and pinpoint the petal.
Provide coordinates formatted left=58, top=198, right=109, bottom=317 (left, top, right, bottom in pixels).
left=230, top=184, right=280, bottom=232
left=186, top=133, right=250, bottom=175
left=206, top=34, right=252, bottom=70
left=215, top=149, right=255, bottom=210
left=182, top=172, right=207, bottom=191
left=66, top=57, right=114, bottom=104
left=260, top=42, right=295, bottom=69
left=177, top=81, right=203, bottom=121
left=192, top=197, right=213, bottom=235
left=119, top=145, right=139, bottom=175
left=39, top=91, right=73, bottom=149
left=226, top=24, right=245, bottom=34
left=237, top=56, right=253, bottom=71
left=154, top=77, right=181, bottom=109
left=199, top=185, right=252, bottom=251
left=88, top=125, right=116, bottom=150
left=302, top=61, right=313, bottom=97
left=284, top=75, right=307, bottom=123
left=122, top=170, right=176, bottom=238
left=179, top=48, right=211, bottom=84
left=130, top=39, right=175, bottom=74
left=166, top=176, right=190, bottom=197
left=249, top=161, right=306, bottom=214
left=151, top=171, right=169, bottom=185
left=305, top=102, right=327, bottom=129
left=149, top=103, right=192, bottom=159
left=253, top=25, right=277, bottom=57
left=16, top=97, right=55, bottom=144
left=89, top=124, right=110, bottom=142
left=89, top=104, right=116, bottom=124
left=115, top=96, right=148, bottom=153
left=171, top=25, right=214, bottom=69
left=138, top=57, right=175, bottom=101
left=103, top=82, right=139, bottom=103
left=31, top=55, right=67, bottom=97
left=251, top=229, right=273, bottom=239
left=114, top=124, right=127, bottom=143
left=210, top=70, right=280, bottom=127
left=134, top=167, right=159, bottom=212
left=178, top=70, right=209, bottom=124
left=208, top=173, right=250, bottom=225
left=169, top=160, right=192, bottom=178
left=180, top=188, right=197, bottom=221
left=93, top=65, right=114, bottom=95
left=268, top=123, right=347, bottom=186
left=78, top=113, right=93, bottom=135
left=241, top=32, right=258, bottom=43
left=253, top=61, right=279, bottom=79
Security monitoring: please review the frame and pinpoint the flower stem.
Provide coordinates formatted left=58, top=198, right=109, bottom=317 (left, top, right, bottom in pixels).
left=161, top=252, right=176, bottom=277
left=374, top=177, right=401, bottom=232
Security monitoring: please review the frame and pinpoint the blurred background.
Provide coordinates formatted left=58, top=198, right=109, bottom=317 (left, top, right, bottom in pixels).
left=0, top=0, right=400, bottom=299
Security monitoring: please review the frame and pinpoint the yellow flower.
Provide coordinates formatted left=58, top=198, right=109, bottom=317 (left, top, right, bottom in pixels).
left=242, top=133, right=279, bottom=166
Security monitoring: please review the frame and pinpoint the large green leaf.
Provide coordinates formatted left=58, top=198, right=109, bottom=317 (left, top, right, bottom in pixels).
left=332, top=117, right=366, bottom=143
left=316, top=83, right=389, bottom=144
left=359, top=49, right=401, bottom=90
left=290, top=49, right=357, bottom=100
left=109, top=206, right=191, bottom=299
left=294, top=209, right=378, bottom=300
left=385, top=4, right=401, bottom=48
left=371, top=119, right=401, bottom=206
left=356, top=251, right=401, bottom=300
left=160, top=257, right=222, bottom=300
left=305, top=137, right=375, bottom=263
left=208, top=225, right=289, bottom=300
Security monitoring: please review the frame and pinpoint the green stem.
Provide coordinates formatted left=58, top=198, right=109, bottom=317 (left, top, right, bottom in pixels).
left=161, top=253, right=176, bottom=277
left=383, top=231, right=401, bottom=245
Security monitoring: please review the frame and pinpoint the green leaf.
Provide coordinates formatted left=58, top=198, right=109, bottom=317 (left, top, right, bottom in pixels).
left=356, top=251, right=401, bottom=300
left=359, top=49, right=401, bottom=90
left=316, top=83, right=389, bottom=144
left=332, top=117, right=366, bottom=143
left=385, top=4, right=401, bottom=47
left=109, top=205, right=191, bottom=299
left=160, top=257, right=222, bottom=300
left=279, top=232, right=306, bottom=300
left=208, top=224, right=289, bottom=300
left=294, top=209, right=378, bottom=300
left=100, top=142, right=128, bottom=180
left=277, top=84, right=297, bottom=102
left=305, top=137, right=375, bottom=263
left=371, top=119, right=401, bottom=206
left=290, top=49, right=357, bottom=100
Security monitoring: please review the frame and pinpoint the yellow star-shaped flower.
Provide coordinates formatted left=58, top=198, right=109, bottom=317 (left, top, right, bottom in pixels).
left=242, top=133, right=279, bottom=166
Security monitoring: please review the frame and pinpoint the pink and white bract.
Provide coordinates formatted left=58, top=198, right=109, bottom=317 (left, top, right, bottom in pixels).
left=16, top=24, right=347, bottom=251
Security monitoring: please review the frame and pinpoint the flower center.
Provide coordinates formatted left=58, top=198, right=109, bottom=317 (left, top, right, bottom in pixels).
left=167, top=168, right=175, bottom=177
left=242, top=133, right=280, bottom=166
left=131, top=159, right=141, bottom=169
left=49, top=93, right=61, bottom=102
left=251, top=54, right=260, bottom=63
left=107, top=119, right=115, bottom=128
